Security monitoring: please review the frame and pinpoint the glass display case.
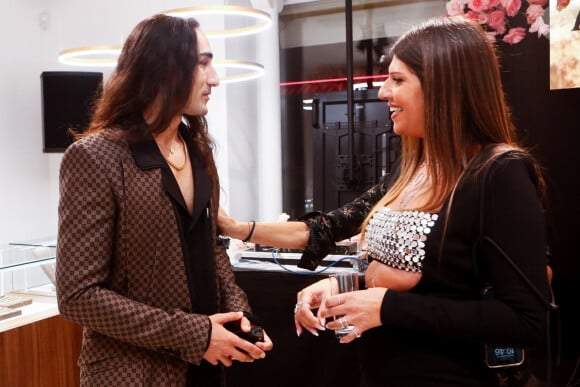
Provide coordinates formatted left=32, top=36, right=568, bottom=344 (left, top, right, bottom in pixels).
left=0, top=238, right=57, bottom=297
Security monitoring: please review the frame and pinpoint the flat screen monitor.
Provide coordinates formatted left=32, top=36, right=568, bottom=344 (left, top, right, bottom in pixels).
left=41, top=71, right=103, bottom=153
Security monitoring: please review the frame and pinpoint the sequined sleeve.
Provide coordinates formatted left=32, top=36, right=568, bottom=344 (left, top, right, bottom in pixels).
left=297, top=175, right=392, bottom=270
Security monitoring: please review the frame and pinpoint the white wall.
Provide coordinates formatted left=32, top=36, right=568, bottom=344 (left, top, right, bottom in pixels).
left=0, top=0, right=283, bottom=246
left=0, top=0, right=442, bottom=246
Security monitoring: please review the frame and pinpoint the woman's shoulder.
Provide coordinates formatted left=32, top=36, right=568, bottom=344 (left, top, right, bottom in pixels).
left=465, top=144, right=544, bottom=206
left=487, top=145, right=539, bottom=178
left=461, top=144, right=543, bottom=196
left=470, top=144, right=538, bottom=176
left=479, top=143, right=531, bottom=161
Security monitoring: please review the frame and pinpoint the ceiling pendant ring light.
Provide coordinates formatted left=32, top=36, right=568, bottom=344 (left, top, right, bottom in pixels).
left=57, top=6, right=271, bottom=81
left=57, top=47, right=264, bottom=84
left=162, top=5, right=272, bottom=38
left=58, top=45, right=121, bottom=67
left=214, top=59, right=264, bottom=84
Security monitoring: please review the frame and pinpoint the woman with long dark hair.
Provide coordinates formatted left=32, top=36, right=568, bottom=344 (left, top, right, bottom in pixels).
left=219, top=16, right=549, bottom=386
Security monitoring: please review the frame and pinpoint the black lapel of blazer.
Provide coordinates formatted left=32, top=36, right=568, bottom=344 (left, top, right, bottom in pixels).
left=128, top=126, right=213, bottom=221
left=128, top=135, right=186, bottom=211
left=184, top=134, right=212, bottom=226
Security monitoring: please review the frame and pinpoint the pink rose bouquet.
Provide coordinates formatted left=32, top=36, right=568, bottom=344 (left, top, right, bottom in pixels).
left=445, top=0, right=550, bottom=44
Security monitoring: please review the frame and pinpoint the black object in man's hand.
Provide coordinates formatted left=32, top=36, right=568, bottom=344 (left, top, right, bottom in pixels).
left=224, top=312, right=264, bottom=343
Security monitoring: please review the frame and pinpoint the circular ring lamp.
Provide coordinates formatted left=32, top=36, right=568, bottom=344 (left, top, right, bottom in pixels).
left=58, top=45, right=121, bottom=67
left=161, top=5, right=272, bottom=38
left=57, top=47, right=264, bottom=83
left=214, top=59, right=264, bottom=84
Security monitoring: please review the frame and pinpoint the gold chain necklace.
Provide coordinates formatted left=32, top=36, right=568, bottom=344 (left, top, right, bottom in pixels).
left=158, top=133, right=188, bottom=171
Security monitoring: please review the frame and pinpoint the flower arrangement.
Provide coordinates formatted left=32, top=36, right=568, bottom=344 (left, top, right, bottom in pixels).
left=445, top=0, right=550, bottom=44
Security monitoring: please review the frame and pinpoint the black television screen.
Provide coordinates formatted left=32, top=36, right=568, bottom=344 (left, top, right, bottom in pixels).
left=41, top=71, right=103, bottom=152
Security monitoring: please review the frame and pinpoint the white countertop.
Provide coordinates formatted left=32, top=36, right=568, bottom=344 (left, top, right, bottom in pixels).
left=0, top=289, right=59, bottom=333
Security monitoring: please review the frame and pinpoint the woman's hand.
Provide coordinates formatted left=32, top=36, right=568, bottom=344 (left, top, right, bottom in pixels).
left=318, top=287, right=387, bottom=344
left=293, top=278, right=334, bottom=336
left=203, top=311, right=269, bottom=366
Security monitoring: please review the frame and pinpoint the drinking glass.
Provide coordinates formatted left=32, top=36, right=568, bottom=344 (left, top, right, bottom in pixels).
left=329, top=271, right=360, bottom=338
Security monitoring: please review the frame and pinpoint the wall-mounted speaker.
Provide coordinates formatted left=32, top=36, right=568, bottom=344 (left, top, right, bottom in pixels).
left=40, top=71, right=103, bottom=153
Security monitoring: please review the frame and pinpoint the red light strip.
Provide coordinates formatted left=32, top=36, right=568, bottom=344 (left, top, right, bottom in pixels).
left=280, top=74, right=388, bottom=87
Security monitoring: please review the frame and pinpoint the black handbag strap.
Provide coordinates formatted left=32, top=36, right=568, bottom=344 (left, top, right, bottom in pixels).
left=474, top=151, right=559, bottom=386
left=475, top=151, right=557, bottom=310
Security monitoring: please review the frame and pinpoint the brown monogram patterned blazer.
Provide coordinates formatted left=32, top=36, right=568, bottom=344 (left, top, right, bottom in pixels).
left=56, top=130, right=251, bottom=386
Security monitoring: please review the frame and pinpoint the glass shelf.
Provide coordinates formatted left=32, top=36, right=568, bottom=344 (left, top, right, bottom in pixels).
left=0, top=239, right=57, bottom=296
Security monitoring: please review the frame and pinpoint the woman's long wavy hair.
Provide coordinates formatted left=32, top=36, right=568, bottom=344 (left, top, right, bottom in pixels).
left=362, top=16, right=545, bottom=234
left=82, top=14, right=220, bottom=208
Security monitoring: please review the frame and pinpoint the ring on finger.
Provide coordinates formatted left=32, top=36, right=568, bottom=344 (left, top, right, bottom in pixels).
left=294, top=301, right=303, bottom=314
left=352, top=327, right=362, bottom=338
left=337, top=295, right=342, bottom=305
left=339, top=316, right=349, bottom=329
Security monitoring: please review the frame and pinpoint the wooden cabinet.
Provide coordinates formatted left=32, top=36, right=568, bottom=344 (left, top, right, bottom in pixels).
left=0, top=315, right=82, bottom=387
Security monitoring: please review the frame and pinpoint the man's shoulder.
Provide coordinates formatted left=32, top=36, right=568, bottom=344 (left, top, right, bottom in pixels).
left=63, top=130, right=128, bottom=165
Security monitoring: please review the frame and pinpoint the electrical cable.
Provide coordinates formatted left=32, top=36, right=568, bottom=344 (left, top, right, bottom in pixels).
left=267, top=249, right=368, bottom=275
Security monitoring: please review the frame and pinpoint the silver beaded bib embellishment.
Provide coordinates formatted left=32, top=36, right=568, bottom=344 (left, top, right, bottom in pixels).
left=365, top=208, right=439, bottom=272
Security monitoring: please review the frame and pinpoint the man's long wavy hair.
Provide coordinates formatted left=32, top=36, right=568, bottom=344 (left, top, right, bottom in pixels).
left=82, top=14, right=220, bottom=208
left=362, top=16, right=545, bottom=234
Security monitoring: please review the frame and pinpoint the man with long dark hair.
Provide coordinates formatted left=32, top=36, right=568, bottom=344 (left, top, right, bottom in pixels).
left=56, top=14, right=272, bottom=386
